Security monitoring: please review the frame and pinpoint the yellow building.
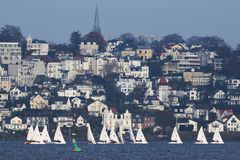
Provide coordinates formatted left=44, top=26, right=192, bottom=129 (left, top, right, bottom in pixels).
left=30, top=95, right=49, bottom=109
left=183, top=71, right=212, bottom=86
left=136, top=46, right=153, bottom=60
left=0, top=76, right=12, bottom=91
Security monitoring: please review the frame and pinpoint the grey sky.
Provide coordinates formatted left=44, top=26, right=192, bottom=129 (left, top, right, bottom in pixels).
left=1, top=0, right=239, bottom=47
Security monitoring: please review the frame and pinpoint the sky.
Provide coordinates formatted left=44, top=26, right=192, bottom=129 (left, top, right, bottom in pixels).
left=1, top=0, right=240, bottom=47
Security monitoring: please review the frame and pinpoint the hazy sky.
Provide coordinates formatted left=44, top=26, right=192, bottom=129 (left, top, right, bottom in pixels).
left=1, top=0, right=239, bottom=47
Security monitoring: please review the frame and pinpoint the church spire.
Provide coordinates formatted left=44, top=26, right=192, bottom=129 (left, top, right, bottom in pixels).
left=93, top=5, right=101, bottom=33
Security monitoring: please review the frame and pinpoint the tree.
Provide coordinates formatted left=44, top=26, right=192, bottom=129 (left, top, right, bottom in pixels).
left=151, top=40, right=165, bottom=57
left=186, top=36, right=231, bottom=57
left=160, top=34, right=184, bottom=45
left=119, top=33, right=137, bottom=45
left=70, top=31, right=82, bottom=56
left=138, top=35, right=149, bottom=45
left=0, top=25, right=24, bottom=45
left=102, top=60, right=119, bottom=76
left=84, top=32, right=106, bottom=52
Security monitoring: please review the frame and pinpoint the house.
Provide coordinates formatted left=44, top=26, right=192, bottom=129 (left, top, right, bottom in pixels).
left=10, top=87, right=27, bottom=100
left=208, top=120, right=224, bottom=133
left=183, top=70, right=212, bottom=86
left=0, top=76, right=13, bottom=92
left=50, top=97, right=72, bottom=110
left=0, top=90, right=9, bottom=101
left=132, top=115, right=143, bottom=129
left=30, top=95, right=49, bottom=109
left=87, top=100, right=108, bottom=117
left=80, top=42, right=99, bottom=56
left=76, top=116, right=85, bottom=127
left=211, top=90, right=226, bottom=104
left=53, top=117, right=74, bottom=127
left=142, top=116, right=155, bottom=129
left=143, top=96, right=165, bottom=111
left=0, top=42, right=22, bottom=64
left=46, top=61, right=62, bottom=79
left=193, top=104, right=210, bottom=120
left=227, top=89, right=240, bottom=106
left=172, top=106, right=187, bottom=118
left=26, top=35, right=49, bottom=55
left=177, top=118, right=198, bottom=132
left=27, top=116, right=49, bottom=127
left=223, top=115, right=240, bottom=132
left=5, top=116, right=27, bottom=131
left=216, top=108, right=233, bottom=120
left=136, top=45, right=153, bottom=60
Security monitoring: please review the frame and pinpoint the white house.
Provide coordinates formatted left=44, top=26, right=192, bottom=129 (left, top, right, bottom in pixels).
left=224, top=115, right=240, bottom=132
left=0, top=42, right=22, bottom=64
left=80, top=42, right=99, bottom=56
left=87, top=101, right=108, bottom=117
left=75, top=116, right=85, bottom=127
left=208, top=120, right=224, bottom=133
left=27, top=35, right=49, bottom=55
left=10, top=87, right=27, bottom=100
left=5, top=116, right=27, bottom=131
left=46, top=61, right=62, bottom=79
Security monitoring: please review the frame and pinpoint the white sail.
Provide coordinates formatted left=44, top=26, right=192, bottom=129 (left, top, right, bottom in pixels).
left=169, top=127, right=182, bottom=144
left=118, top=126, right=124, bottom=144
left=195, top=127, right=208, bottom=144
left=109, top=127, right=120, bottom=144
left=98, top=125, right=110, bottom=144
left=135, top=127, right=148, bottom=144
left=31, top=125, right=44, bottom=144
left=129, top=128, right=136, bottom=143
left=87, top=124, right=96, bottom=144
left=211, top=128, right=224, bottom=144
left=26, top=125, right=34, bottom=141
left=42, top=125, right=52, bottom=143
left=54, top=124, right=66, bottom=144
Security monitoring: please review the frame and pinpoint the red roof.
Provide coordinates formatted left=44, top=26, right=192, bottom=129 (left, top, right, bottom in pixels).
left=158, top=77, right=169, bottom=86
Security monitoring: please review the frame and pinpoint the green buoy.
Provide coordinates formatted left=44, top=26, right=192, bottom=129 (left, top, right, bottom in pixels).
left=72, top=139, right=82, bottom=153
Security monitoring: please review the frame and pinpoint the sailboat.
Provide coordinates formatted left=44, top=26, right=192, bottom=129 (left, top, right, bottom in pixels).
left=98, top=125, right=110, bottom=144
left=118, top=126, right=124, bottom=144
left=53, top=124, right=66, bottom=144
left=129, top=128, right=136, bottom=143
left=87, top=123, right=96, bottom=144
left=135, top=127, right=148, bottom=144
left=24, top=125, right=34, bottom=144
left=42, top=125, right=52, bottom=143
left=211, top=128, right=224, bottom=144
left=169, top=127, right=183, bottom=144
left=109, top=127, right=120, bottom=144
left=195, top=127, right=208, bottom=144
left=30, top=124, right=44, bottom=144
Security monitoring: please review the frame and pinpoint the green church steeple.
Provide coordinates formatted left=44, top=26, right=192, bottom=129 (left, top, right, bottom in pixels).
left=93, top=5, right=101, bottom=33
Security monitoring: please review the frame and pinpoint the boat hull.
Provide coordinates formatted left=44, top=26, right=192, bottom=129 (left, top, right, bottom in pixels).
left=169, top=142, right=183, bottom=144
left=195, top=141, right=208, bottom=144
left=211, top=142, right=224, bottom=144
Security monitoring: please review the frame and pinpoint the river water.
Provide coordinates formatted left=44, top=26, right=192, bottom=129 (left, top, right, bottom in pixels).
left=0, top=141, right=238, bottom=160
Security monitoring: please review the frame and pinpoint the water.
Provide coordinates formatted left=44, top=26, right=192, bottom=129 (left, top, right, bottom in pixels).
left=0, top=141, right=239, bottom=160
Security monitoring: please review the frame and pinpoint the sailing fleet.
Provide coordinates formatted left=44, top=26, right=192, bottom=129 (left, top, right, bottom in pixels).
left=25, top=123, right=224, bottom=145
left=25, top=124, right=66, bottom=144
